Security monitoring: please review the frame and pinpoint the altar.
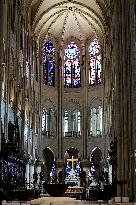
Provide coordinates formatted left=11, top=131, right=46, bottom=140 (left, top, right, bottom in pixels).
left=64, top=156, right=83, bottom=199
left=65, top=156, right=81, bottom=187
left=65, top=170, right=80, bottom=186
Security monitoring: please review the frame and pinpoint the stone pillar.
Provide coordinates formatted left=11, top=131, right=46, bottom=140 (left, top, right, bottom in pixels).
left=29, top=163, right=35, bottom=188
left=38, top=38, right=42, bottom=159
left=25, top=163, right=30, bottom=188
left=0, top=0, right=4, bottom=151
left=58, top=54, right=62, bottom=159
left=82, top=49, right=87, bottom=159
left=115, top=5, right=128, bottom=196
left=110, top=0, right=136, bottom=200
left=130, top=0, right=136, bottom=201
left=35, top=160, right=42, bottom=185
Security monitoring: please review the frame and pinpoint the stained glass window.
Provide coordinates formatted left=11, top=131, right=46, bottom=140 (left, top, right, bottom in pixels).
left=51, top=160, right=57, bottom=180
left=89, top=39, right=101, bottom=86
left=90, top=106, right=102, bottom=136
left=64, top=42, right=81, bottom=88
left=43, top=40, right=55, bottom=86
left=75, top=161, right=81, bottom=176
left=66, top=160, right=81, bottom=177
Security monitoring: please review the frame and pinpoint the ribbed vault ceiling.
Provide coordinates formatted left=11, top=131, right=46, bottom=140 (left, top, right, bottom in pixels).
left=28, top=0, right=109, bottom=44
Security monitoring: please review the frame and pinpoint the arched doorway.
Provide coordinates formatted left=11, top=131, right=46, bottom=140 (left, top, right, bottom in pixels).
left=42, top=147, right=56, bottom=183
left=89, top=147, right=104, bottom=183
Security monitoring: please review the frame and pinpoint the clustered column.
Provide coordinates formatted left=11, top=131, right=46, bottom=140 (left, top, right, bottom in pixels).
left=0, top=0, right=4, bottom=151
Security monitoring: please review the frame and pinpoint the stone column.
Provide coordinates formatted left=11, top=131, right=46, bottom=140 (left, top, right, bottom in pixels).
left=25, top=163, right=30, bottom=188
left=58, top=54, right=62, bottom=159
left=38, top=37, right=42, bottom=159
left=82, top=50, right=88, bottom=159
left=115, top=3, right=128, bottom=196
left=110, top=0, right=136, bottom=200
left=0, top=0, right=4, bottom=151
left=35, top=160, right=42, bottom=185
left=29, top=162, right=35, bottom=188
left=130, top=0, right=136, bottom=201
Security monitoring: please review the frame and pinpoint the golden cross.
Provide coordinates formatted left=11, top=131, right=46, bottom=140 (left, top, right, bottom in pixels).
left=67, top=156, right=78, bottom=170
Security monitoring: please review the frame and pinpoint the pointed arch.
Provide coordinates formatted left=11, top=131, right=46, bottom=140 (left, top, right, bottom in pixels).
left=89, top=147, right=103, bottom=181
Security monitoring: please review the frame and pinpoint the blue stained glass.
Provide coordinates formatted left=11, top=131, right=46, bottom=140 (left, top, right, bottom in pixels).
left=64, top=42, right=81, bottom=88
left=89, top=39, right=101, bottom=86
left=51, top=161, right=57, bottom=177
left=66, top=161, right=71, bottom=176
left=89, top=38, right=100, bottom=56
left=75, top=161, right=81, bottom=176
left=43, top=41, right=55, bottom=86
left=65, top=43, right=80, bottom=59
left=66, top=161, right=81, bottom=177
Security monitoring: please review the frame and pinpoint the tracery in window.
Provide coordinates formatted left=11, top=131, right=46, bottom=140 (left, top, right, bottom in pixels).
left=64, top=110, right=81, bottom=137
left=90, top=106, right=102, bottom=136
left=42, top=108, right=56, bottom=137
left=89, top=39, right=101, bottom=86
left=43, top=40, right=55, bottom=86
left=64, top=42, right=81, bottom=88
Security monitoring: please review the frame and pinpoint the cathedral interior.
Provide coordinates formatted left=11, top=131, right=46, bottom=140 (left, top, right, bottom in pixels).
left=0, top=0, right=136, bottom=203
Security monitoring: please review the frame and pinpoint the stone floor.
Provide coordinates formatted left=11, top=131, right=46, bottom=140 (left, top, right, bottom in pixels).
left=2, top=197, right=136, bottom=205
left=2, top=197, right=107, bottom=205
left=2, top=201, right=103, bottom=205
